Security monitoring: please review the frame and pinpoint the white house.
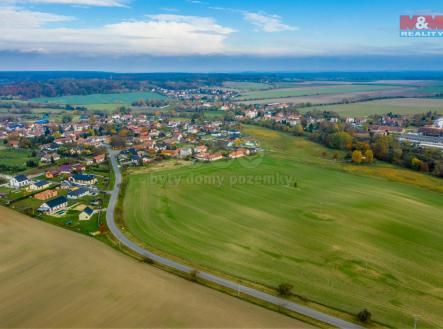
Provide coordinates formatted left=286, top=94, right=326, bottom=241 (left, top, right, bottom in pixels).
left=79, top=207, right=94, bottom=221
left=10, top=175, right=30, bottom=189
left=434, top=117, right=443, bottom=128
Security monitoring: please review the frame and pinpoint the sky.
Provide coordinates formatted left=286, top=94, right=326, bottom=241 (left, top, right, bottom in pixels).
left=1, top=0, right=443, bottom=72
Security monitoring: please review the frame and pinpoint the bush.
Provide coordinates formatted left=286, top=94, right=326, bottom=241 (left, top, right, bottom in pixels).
left=357, top=309, right=372, bottom=323
left=277, top=283, right=293, bottom=297
left=142, top=256, right=154, bottom=264
left=189, top=270, right=199, bottom=282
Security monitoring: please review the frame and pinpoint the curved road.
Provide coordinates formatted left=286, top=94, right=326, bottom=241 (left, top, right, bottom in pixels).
left=105, top=147, right=365, bottom=329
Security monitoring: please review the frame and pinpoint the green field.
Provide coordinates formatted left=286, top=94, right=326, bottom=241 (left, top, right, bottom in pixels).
left=31, top=91, right=166, bottom=105
left=223, top=81, right=273, bottom=91
left=123, top=127, right=443, bottom=328
left=304, top=98, right=443, bottom=116
left=0, top=148, right=37, bottom=173
left=237, top=84, right=400, bottom=100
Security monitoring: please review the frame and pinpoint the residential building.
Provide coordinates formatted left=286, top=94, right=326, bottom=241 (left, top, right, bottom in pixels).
left=10, top=175, right=30, bottom=189
left=79, top=207, right=94, bottom=221
left=28, top=180, right=51, bottom=191
left=34, top=189, right=58, bottom=201
left=38, top=196, right=68, bottom=214
left=67, top=187, right=91, bottom=199
left=69, top=174, right=97, bottom=186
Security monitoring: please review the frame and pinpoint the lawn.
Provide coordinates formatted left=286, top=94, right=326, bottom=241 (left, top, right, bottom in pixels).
left=237, top=84, right=401, bottom=100
left=304, top=98, right=443, bottom=116
left=31, top=91, right=166, bottom=105
left=123, top=126, right=443, bottom=328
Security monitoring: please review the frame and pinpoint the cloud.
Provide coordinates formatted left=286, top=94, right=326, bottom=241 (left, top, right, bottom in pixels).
left=0, top=7, right=73, bottom=28
left=13, top=0, right=128, bottom=7
left=0, top=9, right=235, bottom=55
left=243, top=12, right=297, bottom=32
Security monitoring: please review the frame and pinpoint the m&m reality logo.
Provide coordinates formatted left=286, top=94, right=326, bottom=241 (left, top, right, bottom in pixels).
left=400, top=15, right=443, bottom=37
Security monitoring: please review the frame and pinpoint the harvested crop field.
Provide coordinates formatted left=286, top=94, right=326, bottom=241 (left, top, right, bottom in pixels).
left=0, top=207, right=310, bottom=328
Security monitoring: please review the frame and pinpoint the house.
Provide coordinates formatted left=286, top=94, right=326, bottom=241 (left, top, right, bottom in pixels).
left=60, top=180, right=72, bottom=189
left=179, top=147, right=193, bottom=158
left=229, top=148, right=249, bottom=159
left=194, top=145, right=207, bottom=154
left=28, top=180, right=51, bottom=191
left=245, top=109, right=258, bottom=119
left=67, top=187, right=90, bottom=199
left=10, top=175, right=30, bottom=189
left=40, top=152, right=60, bottom=163
left=34, top=189, right=58, bottom=201
left=207, top=153, right=224, bottom=162
left=9, top=140, right=20, bottom=148
left=45, top=169, right=60, bottom=179
left=38, top=196, right=68, bottom=214
left=161, top=149, right=179, bottom=157
left=93, top=154, right=106, bottom=164
left=69, top=174, right=97, bottom=186
left=79, top=207, right=94, bottom=221
left=59, top=164, right=73, bottom=174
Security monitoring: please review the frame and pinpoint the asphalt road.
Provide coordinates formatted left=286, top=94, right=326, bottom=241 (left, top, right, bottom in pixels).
left=105, top=147, right=365, bottom=329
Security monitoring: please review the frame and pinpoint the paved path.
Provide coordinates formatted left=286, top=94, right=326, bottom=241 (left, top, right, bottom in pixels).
left=105, top=147, right=365, bottom=329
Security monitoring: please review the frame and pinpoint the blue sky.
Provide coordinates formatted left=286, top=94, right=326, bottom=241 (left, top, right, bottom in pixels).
left=1, top=0, right=443, bottom=71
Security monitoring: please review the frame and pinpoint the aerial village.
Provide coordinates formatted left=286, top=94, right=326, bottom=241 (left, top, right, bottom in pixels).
left=1, top=92, right=442, bottom=236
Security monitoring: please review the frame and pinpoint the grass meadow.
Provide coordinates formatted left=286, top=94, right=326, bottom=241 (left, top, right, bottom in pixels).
left=237, top=84, right=400, bottom=101
left=304, top=98, right=443, bottom=116
left=123, top=126, right=443, bottom=328
left=31, top=91, right=166, bottom=105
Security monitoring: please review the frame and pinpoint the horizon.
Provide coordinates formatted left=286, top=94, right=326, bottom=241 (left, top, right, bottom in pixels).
left=1, top=0, right=443, bottom=71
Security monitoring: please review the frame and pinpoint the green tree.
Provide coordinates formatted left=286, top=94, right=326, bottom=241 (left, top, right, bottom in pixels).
left=277, top=283, right=293, bottom=297
left=62, top=114, right=72, bottom=123
left=357, top=309, right=372, bottom=323
left=330, top=131, right=352, bottom=150
left=373, top=136, right=389, bottom=161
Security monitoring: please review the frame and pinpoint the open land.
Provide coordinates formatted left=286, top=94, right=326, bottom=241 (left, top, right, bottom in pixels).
left=122, top=126, right=443, bottom=329
left=31, top=91, right=166, bottom=105
left=237, top=87, right=421, bottom=105
left=302, top=98, right=443, bottom=116
left=0, top=206, right=309, bottom=328
left=236, top=85, right=399, bottom=101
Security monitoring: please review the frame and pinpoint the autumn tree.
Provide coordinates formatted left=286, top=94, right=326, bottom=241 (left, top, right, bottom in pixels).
left=110, top=135, right=126, bottom=149
left=365, top=149, right=374, bottom=163
left=352, top=150, right=363, bottom=164
left=373, top=135, right=389, bottom=161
